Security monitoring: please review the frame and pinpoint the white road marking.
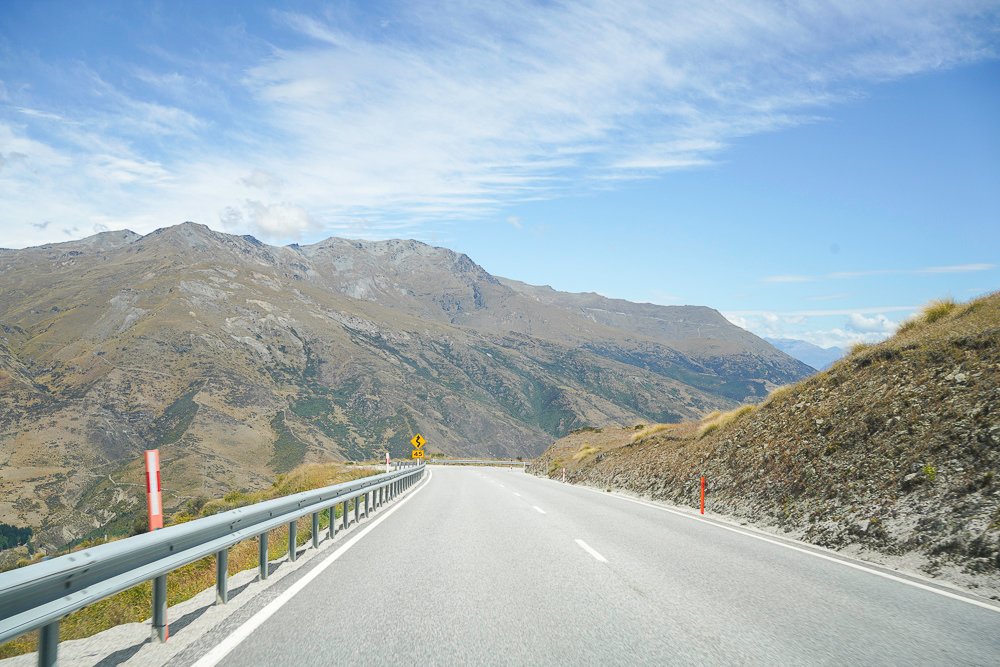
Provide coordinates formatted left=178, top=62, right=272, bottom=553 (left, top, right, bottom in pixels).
left=192, top=469, right=434, bottom=667
left=575, top=539, right=608, bottom=563
left=542, top=476, right=1000, bottom=614
left=532, top=505, right=546, bottom=514
left=513, top=492, right=522, bottom=497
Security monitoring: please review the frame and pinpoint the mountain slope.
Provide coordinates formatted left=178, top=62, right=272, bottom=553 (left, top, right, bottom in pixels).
left=0, top=223, right=810, bottom=549
left=529, top=293, right=1000, bottom=595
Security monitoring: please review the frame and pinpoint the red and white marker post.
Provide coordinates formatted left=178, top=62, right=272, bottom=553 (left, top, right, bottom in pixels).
left=145, top=449, right=164, bottom=530
left=145, top=449, right=169, bottom=641
left=385, top=451, right=391, bottom=473
left=700, top=476, right=706, bottom=515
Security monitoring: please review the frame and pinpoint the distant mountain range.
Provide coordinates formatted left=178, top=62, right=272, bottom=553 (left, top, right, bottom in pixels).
left=765, top=337, right=846, bottom=371
left=0, top=222, right=811, bottom=548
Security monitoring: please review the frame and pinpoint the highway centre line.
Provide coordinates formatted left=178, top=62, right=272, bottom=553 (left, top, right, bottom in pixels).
left=547, top=476, right=1000, bottom=614
left=575, top=539, right=608, bottom=563
left=532, top=505, right=546, bottom=514
left=192, top=469, right=434, bottom=667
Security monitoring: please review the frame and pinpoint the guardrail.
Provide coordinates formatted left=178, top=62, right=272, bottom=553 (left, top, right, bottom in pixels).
left=427, top=459, right=529, bottom=467
left=0, top=463, right=426, bottom=666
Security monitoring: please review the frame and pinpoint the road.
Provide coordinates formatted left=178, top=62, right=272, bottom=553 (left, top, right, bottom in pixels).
left=179, top=466, right=1000, bottom=666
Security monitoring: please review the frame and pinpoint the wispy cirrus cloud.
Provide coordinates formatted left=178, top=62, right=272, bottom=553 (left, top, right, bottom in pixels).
left=764, top=263, right=996, bottom=283
left=1, top=1, right=998, bottom=245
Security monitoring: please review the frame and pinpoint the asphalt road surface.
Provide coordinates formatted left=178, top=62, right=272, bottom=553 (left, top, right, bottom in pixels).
left=183, top=466, right=1000, bottom=666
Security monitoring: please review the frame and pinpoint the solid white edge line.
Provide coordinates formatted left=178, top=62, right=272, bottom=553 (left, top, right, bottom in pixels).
left=540, top=475, right=1000, bottom=614
left=532, top=505, right=546, bottom=514
left=192, top=469, right=434, bottom=667
left=575, top=539, right=608, bottom=563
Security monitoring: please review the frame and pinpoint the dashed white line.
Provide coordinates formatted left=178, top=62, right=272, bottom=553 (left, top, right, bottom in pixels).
left=532, top=505, right=546, bottom=514
left=575, top=539, right=608, bottom=562
left=513, top=492, right=521, bottom=497
left=543, top=475, right=1000, bottom=614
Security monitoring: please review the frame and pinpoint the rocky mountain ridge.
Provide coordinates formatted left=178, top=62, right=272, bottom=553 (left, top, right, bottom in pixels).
left=0, top=222, right=811, bottom=549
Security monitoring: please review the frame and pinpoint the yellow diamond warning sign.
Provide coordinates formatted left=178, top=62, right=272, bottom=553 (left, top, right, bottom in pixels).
left=411, top=434, right=426, bottom=449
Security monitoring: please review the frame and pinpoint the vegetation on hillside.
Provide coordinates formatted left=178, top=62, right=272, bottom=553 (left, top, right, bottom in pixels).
left=0, top=523, right=32, bottom=551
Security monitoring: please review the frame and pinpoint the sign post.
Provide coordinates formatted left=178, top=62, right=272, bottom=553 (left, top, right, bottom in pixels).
left=411, top=433, right=425, bottom=462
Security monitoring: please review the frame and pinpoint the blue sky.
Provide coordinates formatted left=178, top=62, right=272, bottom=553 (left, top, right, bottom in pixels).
left=1, top=1, right=998, bottom=348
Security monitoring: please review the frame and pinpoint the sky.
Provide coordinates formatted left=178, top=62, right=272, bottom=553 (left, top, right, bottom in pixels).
left=1, top=0, right=998, bottom=350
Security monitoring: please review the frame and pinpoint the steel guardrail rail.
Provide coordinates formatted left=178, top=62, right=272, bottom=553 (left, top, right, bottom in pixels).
left=0, top=462, right=425, bottom=665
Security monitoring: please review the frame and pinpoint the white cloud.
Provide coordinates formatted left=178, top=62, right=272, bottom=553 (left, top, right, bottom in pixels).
left=240, top=169, right=284, bottom=192
left=506, top=215, right=523, bottom=230
left=920, top=263, right=995, bottom=274
left=727, top=306, right=917, bottom=318
left=0, top=1, right=998, bottom=245
left=725, top=307, right=910, bottom=349
left=846, top=312, right=898, bottom=334
left=221, top=200, right=314, bottom=239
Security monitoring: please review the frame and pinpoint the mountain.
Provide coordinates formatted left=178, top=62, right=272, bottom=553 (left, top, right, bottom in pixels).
left=529, top=293, right=1000, bottom=596
left=0, top=222, right=811, bottom=549
left=765, top=337, right=846, bottom=371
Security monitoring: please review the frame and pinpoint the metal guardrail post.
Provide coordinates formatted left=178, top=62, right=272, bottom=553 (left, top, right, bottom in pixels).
left=342, top=500, right=349, bottom=529
left=215, top=549, right=228, bottom=605
left=38, top=621, right=58, bottom=667
left=354, top=497, right=360, bottom=525
left=311, top=512, right=320, bottom=549
left=288, top=521, right=298, bottom=562
left=328, top=506, right=336, bottom=540
left=259, top=531, right=269, bottom=580
left=364, top=492, right=370, bottom=518
left=152, top=574, right=168, bottom=642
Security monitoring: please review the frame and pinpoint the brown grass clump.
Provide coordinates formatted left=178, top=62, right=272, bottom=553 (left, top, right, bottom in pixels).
left=761, top=384, right=797, bottom=408
left=697, top=405, right=754, bottom=439
left=572, top=445, right=601, bottom=461
left=0, top=462, right=371, bottom=659
left=630, top=423, right=676, bottom=442
left=849, top=341, right=871, bottom=355
left=921, top=298, right=957, bottom=324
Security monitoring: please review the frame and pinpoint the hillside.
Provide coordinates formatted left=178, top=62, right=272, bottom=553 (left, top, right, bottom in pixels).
left=0, top=223, right=810, bottom=550
left=529, top=293, right=1000, bottom=597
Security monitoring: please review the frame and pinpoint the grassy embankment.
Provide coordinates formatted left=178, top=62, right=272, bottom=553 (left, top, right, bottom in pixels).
left=0, top=463, right=371, bottom=659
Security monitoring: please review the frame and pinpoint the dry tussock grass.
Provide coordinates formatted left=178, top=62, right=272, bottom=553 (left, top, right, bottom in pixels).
left=697, top=405, right=754, bottom=439
left=630, top=423, right=676, bottom=442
